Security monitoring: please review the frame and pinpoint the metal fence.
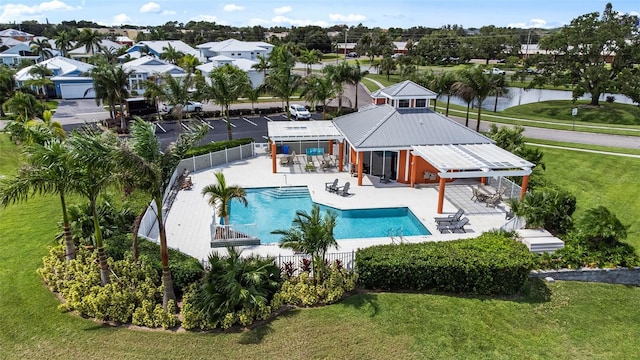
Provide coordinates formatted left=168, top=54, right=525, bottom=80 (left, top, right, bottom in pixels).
left=486, top=176, right=522, bottom=199
left=137, top=143, right=257, bottom=242
left=275, top=251, right=356, bottom=273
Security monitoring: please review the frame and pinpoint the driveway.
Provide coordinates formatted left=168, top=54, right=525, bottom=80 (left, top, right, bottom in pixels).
left=52, top=99, right=109, bottom=125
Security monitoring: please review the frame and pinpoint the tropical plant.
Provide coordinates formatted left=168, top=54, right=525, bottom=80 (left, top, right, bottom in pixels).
left=201, top=171, right=247, bottom=225
left=379, top=55, right=397, bottom=81
left=188, top=247, right=280, bottom=328
left=430, top=71, right=457, bottom=115
left=54, top=30, right=73, bottom=57
left=455, top=66, right=493, bottom=132
left=160, top=43, right=184, bottom=64
left=251, top=54, right=270, bottom=77
left=322, top=62, right=351, bottom=113
left=298, top=48, right=321, bottom=75
left=76, top=28, right=102, bottom=55
left=62, top=198, right=134, bottom=247
left=0, top=139, right=79, bottom=262
left=490, top=73, right=509, bottom=112
left=510, top=187, right=576, bottom=235
left=67, top=130, right=120, bottom=285
left=86, top=64, right=131, bottom=128
left=575, top=206, right=628, bottom=248
left=261, top=46, right=301, bottom=121
left=24, top=65, right=54, bottom=102
left=29, top=38, right=53, bottom=61
left=301, top=75, right=335, bottom=119
left=0, top=66, right=17, bottom=117
left=178, top=54, right=201, bottom=73
left=142, top=72, right=195, bottom=131
left=452, top=77, right=475, bottom=127
left=271, top=204, right=338, bottom=282
left=200, top=64, right=251, bottom=140
left=118, top=118, right=207, bottom=308
left=347, top=60, right=369, bottom=110
left=3, top=91, right=44, bottom=120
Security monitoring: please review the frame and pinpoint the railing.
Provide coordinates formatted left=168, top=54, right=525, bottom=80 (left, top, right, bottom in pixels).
left=211, top=223, right=258, bottom=240
left=486, top=176, right=522, bottom=199
left=137, top=143, right=257, bottom=242
left=275, top=251, right=356, bottom=273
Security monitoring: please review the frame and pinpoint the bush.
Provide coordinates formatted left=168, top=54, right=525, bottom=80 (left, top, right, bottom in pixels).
left=512, top=187, right=576, bottom=235
left=575, top=206, right=627, bottom=247
left=606, top=95, right=616, bottom=103
left=38, top=245, right=178, bottom=327
left=184, top=138, right=253, bottom=158
left=356, top=233, right=533, bottom=295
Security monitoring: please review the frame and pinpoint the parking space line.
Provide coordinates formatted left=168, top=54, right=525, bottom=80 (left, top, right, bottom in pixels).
left=155, top=122, right=167, bottom=133
left=200, top=119, right=214, bottom=130
left=221, top=118, right=236, bottom=128
left=242, top=117, right=258, bottom=126
left=182, top=122, right=193, bottom=132
left=264, top=116, right=273, bottom=122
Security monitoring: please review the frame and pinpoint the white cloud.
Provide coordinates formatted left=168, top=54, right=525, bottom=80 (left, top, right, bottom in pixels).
left=248, top=18, right=270, bottom=26
left=223, top=4, right=244, bottom=12
left=328, top=13, right=367, bottom=23
left=271, top=15, right=327, bottom=27
left=0, top=0, right=79, bottom=22
left=507, top=18, right=549, bottom=29
left=140, top=2, right=161, bottom=14
left=161, top=10, right=176, bottom=16
left=274, top=6, right=292, bottom=15
left=190, top=15, right=228, bottom=25
left=629, top=11, right=639, bottom=17
left=113, top=13, right=133, bottom=25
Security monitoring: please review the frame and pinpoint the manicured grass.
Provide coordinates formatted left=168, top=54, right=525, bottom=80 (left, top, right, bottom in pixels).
left=526, top=138, right=640, bottom=156
left=2, top=134, right=640, bottom=358
left=502, top=100, right=640, bottom=126
left=539, top=145, right=640, bottom=251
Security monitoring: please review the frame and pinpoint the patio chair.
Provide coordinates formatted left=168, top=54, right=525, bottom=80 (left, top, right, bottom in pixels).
left=471, top=187, right=489, bottom=202
left=320, top=160, right=331, bottom=172
left=380, top=171, right=391, bottom=183
left=291, top=151, right=299, bottom=164
left=336, top=181, right=351, bottom=197
left=434, top=208, right=464, bottom=224
left=325, top=178, right=339, bottom=193
left=437, top=217, right=469, bottom=233
left=280, top=155, right=291, bottom=166
left=485, top=193, right=503, bottom=208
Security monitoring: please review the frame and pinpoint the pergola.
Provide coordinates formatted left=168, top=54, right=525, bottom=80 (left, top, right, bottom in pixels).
left=267, top=121, right=345, bottom=173
left=411, top=144, right=534, bottom=213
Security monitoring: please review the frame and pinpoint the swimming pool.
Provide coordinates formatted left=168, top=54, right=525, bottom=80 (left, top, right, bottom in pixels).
left=228, top=186, right=431, bottom=244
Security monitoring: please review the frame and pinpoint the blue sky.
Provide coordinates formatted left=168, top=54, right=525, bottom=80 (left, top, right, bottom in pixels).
left=1, top=0, right=638, bottom=29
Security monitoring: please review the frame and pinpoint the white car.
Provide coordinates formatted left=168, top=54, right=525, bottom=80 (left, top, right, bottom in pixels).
left=483, top=67, right=506, bottom=75
left=162, top=101, right=203, bottom=113
left=289, top=104, right=311, bottom=120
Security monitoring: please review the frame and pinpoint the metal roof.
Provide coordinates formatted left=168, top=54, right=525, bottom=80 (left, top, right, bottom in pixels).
left=412, top=144, right=534, bottom=178
left=268, top=121, right=343, bottom=142
left=371, top=80, right=437, bottom=99
left=333, top=105, right=493, bottom=150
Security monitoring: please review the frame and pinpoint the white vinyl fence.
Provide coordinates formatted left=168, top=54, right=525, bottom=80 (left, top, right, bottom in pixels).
left=137, top=143, right=257, bottom=242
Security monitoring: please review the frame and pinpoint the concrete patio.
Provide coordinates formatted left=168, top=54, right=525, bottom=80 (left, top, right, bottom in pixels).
left=164, top=151, right=513, bottom=262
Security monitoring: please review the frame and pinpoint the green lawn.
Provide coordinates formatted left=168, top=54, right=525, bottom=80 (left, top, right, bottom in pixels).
left=2, top=134, right=640, bottom=358
left=502, top=100, right=640, bottom=126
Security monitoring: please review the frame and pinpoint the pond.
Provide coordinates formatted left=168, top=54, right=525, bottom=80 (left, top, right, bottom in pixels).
left=446, top=87, right=637, bottom=112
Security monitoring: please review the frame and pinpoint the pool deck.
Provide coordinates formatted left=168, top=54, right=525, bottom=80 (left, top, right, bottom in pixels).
left=164, top=153, right=512, bottom=262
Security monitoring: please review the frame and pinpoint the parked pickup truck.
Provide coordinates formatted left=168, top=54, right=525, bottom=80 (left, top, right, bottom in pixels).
left=483, top=67, right=506, bottom=75
left=162, top=101, right=203, bottom=113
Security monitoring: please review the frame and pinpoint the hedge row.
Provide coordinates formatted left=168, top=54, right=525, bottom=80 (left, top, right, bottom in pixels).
left=184, top=138, right=253, bottom=158
left=355, top=233, right=534, bottom=295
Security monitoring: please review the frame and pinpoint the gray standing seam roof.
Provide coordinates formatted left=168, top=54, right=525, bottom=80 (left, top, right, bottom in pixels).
left=371, top=80, right=437, bottom=98
left=333, top=105, right=493, bottom=149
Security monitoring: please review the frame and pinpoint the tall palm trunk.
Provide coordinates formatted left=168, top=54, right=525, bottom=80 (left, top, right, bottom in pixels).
left=155, top=197, right=176, bottom=309
left=476, top=105, right=483, bottom=132
left=225, top=104, right=233, bottom=140
left=354, top=82, right=359, bottom=110
left=130, top=207, right=147, bottom=262
left=465, top=102, right=470, bottom=127
left=445, top=95, right=451, bottom=117
left=433, top=97, right=438, bottom=112
left=494, top=93, right=499, bottom=112
left=119, top=102, right=126, bottom=129
left=91, top=199, right=111, bottom=285
left=60, top=191, right=76, bottom=262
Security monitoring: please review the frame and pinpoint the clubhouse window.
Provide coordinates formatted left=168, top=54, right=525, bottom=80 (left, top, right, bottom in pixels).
left=398, top=99, right=410, bottom=108
left=415, top=99, right=427, bottom=107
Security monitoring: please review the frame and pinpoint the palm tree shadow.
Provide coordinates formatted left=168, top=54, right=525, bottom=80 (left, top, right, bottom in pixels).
left=340, top=292, right=380, bottom=317
left=237, top=309, right=300, bottom=345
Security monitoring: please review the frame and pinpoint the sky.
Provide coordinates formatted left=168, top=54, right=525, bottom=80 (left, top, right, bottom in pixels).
left=0, top=0, right=638, bottom=29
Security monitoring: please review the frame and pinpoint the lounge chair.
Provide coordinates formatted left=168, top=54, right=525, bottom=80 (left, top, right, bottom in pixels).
left=291, top=151, right=299, bottom=164
left=325, top=178, right=339, bottom=193
left=434, top=208, right=464, bottom=224
left=336, top=181, right=351, bottom=197
left=379, top=171, right=391, bottom=183
left=437, top=217, right=469, bottom=233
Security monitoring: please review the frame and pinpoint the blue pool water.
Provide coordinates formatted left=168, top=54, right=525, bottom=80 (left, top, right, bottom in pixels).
left=228, top=186, right=431, bottom=244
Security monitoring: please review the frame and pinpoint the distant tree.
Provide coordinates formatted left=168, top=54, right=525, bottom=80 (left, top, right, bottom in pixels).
left=454, top=66, right=493, bottom=131
left=347, top=60, right=369, bottom=110
left=379, top=55, right=396, bottom=81
left=537, top=3, right=640, bottom=106
left=178, top=54, right=201, bottom=73
left=54, top=30, right=73, bottom=57
left=489, top=73, right=509, bottom=112
left=301, top=75, right=335, bottom=119
left=25, top=65, right=54, bottom=102
left=0, top=66, right=17, bottom=117
left=429, top=71, right=456, bottom=115
left=160, top=43, right=184, bottom=64
left=77, top=29, right=103, bottom=55
left=323, top=62, right=352, bottom=113
left=298, top=48, right=321, bottom=76
left=29, top=38, right=53, bottom=61
left=142, top=72, right=195, bottom=131
left=262, top=46, right=301, bottom=120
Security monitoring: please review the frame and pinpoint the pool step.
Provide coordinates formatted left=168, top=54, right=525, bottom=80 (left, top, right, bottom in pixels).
left=262, top=187, right=309, bottom=199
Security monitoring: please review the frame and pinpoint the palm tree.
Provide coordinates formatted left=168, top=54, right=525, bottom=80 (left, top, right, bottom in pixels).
left=490, top=73, right=509, bottom=112
left=29, top=38, right=53, bottom=61
left=142, top=72, right=195, bottom=131
left=201, top=64, right=251, bottom=140
left=86, top=64, right=132, bottom=128
left=77, top=29, right=102, bottom=55
left=430, top=71, right=457, bottom=116
left=160, top=43, right=184, bottom=64
left=298, top=48, right=321, bottom=76
left=301, top=75, right=335, bottom=119
left=201, top=171, right=247, bottom=225
left=0, top=66, right=17, bottom=117
left=251, top=54, right=270, bottom=77
left=271, top=204, right=338, bottom=282
left=67, top=131, right=120, bottom=285
left=347, top=60, right=369, bottom=110
left=54, top=30, right=73, bottom=57
left=178, top=54, right=201, bottom=73
left=0, top=139, right=78, bottom=262
left=25, top=65, right=54, bottom=102
left=3, top=91, right=44, bottom=120
left=323, top=62, right=351, bottom=113
left=452, top=80, right=476, bottom=128
left=456, top=66, right=493, bottom=132
left=262, top=46, right=301, bottom=121
left=119, top=118, right=207, bottom=308
left=379, top=55, right=396, bottom=81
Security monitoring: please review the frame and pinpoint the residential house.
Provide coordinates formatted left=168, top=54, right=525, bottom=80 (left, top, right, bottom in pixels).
left=196, top=39, right=273, bottom=61
left=0, top=29, right=34, bottom=42
left=15, top=56, right=95, bottom=99
left=196, top=56, right=265, bottom=88
left=68, top=39, right=123, bottom=61
left=121, top=40, right=199, bottom=61
left=0, top=43, right=39, bottom=66
left=121, top=55, right=188, bottom=95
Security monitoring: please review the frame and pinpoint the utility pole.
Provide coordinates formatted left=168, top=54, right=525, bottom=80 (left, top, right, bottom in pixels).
left=343, top=27, right=348, bottom=61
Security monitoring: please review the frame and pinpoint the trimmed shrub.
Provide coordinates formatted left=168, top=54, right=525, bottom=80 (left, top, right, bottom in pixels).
left=356, top=233, right=533, bottom=295
left=184, top=138, right=253, bottom=158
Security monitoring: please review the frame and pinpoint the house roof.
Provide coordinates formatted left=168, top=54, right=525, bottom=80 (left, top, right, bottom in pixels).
left=197, top=39, right=271, bottom=52
left=121, top=55, right=187, bottom=76
left=0, top=37, right=25, bottom=47
left=0, top=29, right=34, bottom=38
left=129, top=40, right=199, bottom=57
left=116, top=36, right=134, bottom=43
left=0, top=43, right=32, bottom=54
left=15, top=56, right=94, bottom=82
left=333, top=104, right=493, bottom=150
left=197, top=57, right=258, bottom=73
left=268, top=121, right=343, bottom=142
left=371, top=80, right=437, bottom=99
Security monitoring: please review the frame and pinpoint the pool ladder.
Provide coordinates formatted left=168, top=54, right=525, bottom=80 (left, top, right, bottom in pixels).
left=388, top=227, right=405, bottom=244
